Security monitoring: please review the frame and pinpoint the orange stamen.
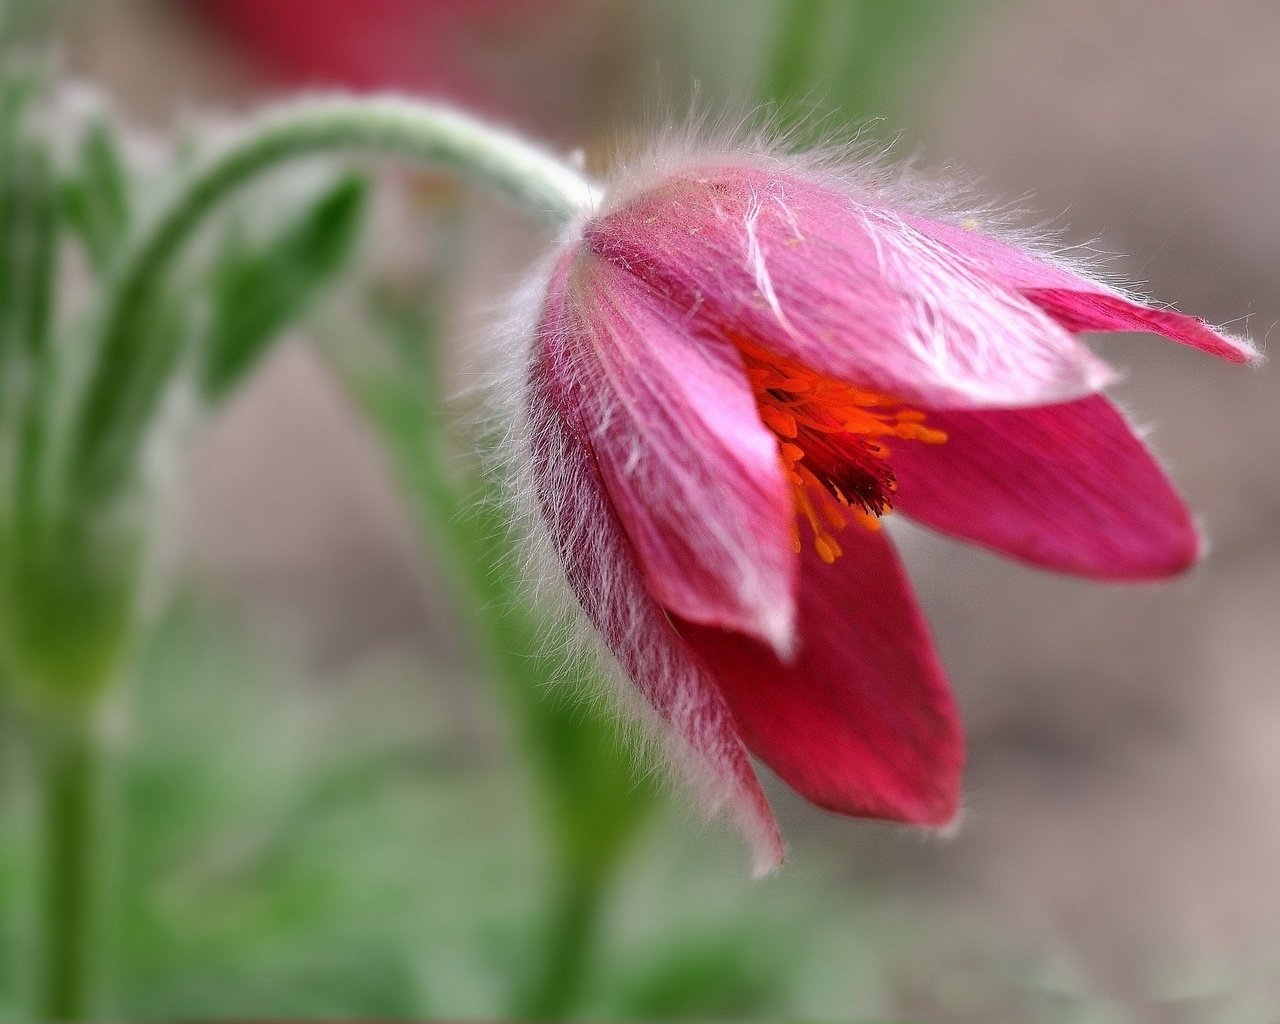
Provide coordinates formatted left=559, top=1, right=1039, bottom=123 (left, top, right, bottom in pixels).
left=735, top=336, right=946, bottom=561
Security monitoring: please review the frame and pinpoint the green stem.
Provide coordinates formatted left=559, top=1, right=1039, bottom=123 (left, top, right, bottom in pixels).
left=40, top=94, right=606, bottom=1016
left=759, top=0, right=836, bottom=105
left=349, top=295, right=653, bottom=1018
left=517, top=865, right=609, bottom=1020
left=69, top=96, right=597, bottom=497
left=34, top=708, right=105, bottom=1020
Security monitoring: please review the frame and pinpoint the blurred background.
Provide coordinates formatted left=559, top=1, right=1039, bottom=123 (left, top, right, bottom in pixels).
left=1, top=1, right=1278, bottom=1020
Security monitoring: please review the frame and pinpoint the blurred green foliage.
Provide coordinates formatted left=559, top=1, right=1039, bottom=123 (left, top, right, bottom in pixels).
left=0, top=68, right=371, bottom=712
left=0, top=72, right=140, bottom=711
left=9, top=596, right=1220, bottom=1019
left=329, top=244, right=664, bottom=1018
left=0, top=600, right=797, bottom=1016
left=60, top=118, right=133, bottom=276
left=201, top=175, right=369, bottom=401
left=758, top=0, right=971, bottom=128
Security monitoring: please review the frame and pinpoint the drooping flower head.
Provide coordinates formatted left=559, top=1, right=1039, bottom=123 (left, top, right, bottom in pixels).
left=522, top=132, right=1256, bottom=874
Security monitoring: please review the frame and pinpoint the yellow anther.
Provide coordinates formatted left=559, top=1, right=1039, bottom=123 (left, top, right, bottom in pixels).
left=759, top=405, right=798, bottom=438
left=851, top=508, right=882, bottom=532
left=814, top=536, right=841, bottom=564
left=734, top=335, right=946, bottom=561
left=821, top=501, right=848, bottom=531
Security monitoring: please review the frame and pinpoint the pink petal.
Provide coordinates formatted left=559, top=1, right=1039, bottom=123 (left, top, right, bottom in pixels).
left=904, top=214, right=1257, bottom=363
left=588, top=166, right=1114, bottom=410
left=891, top=395, right=1200, bottom=580
left=675, top=529, right=964, bottom=827
left=528, top=373, right=786, bottom=875
left=537, top=250, right=799, bottom=653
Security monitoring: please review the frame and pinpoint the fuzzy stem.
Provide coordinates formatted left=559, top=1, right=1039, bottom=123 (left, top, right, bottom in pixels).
left=68, top=95, right=596, bottom=495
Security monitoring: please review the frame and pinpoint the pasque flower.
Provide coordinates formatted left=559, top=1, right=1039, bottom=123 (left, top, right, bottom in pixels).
left=526, top=152, right=1255, bottom=873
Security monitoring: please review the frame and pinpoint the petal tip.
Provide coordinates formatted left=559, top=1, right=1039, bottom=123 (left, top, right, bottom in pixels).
left=1192, top=320, right=1260, bottom=365
left=680, top=590, right=798, bottom=662
left=926, top=801, right=965, bottom=839
left=1227, top=332, right=1263, bottom=365
left=758, top=599, right=798, bottom=663
left=731, top=786, right=786, bottom=878
left=1166, top=514, right=1204, bottom=577
left=893, top=770, right=964, bottom=833
left=949, top=346, right=1119, bottom=410
left=1082, top=353, right=1122, bottom=394
left=750, top=836, right=787, bottom=879
left=1109, top=505, right=1202, bottom=582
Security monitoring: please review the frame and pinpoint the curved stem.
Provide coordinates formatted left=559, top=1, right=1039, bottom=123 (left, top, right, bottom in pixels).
left=68, top=96, right=596, bottom=495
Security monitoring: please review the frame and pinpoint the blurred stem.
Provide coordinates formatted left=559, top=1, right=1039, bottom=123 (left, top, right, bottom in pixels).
left=34, top=705, right=106, bottom=1021
left=378, top=440, right=636, bottom=1022
left=517, top=864, right=608, bottom=1020
left=350, top=294, right=652, bottom=1016
left=759, top=0, right=837, bottom=105
left=70, top=96, right=596, bottom=498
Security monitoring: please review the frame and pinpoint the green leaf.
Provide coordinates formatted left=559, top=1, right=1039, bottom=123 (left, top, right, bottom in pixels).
left=60, top=118, right=132, bottom=275
left=71, top=293, right=192, bottom=504
left=16, top=144, right=58, bottom=363
left=0, top=81, right=60, bottom=522
left=0, top=76, right=58, bottom=382
left=0, top=142, right=58, bottom=367
left=200, top=174, right=369, bottom=402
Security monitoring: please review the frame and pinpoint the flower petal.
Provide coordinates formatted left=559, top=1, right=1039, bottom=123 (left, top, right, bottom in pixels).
left=675, top=529, right=963, bottom=827
left=538, top=250, right=799, bottom=653
left=891, top=395, right=1200, bottom=580
left=589, top=166, right=1114, bottom=410
left=528, top=375, right=786, bottom=874
left=903, top=214, right=1257, bottom=363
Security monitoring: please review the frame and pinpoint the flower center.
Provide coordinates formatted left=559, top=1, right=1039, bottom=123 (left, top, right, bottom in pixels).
left=736, top=338, right=947, bottom=564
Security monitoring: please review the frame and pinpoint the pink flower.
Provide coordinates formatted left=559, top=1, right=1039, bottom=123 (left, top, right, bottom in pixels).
left=196, top=0, right=569, bottom=124
left=527, top=157, right=1255, bottom=874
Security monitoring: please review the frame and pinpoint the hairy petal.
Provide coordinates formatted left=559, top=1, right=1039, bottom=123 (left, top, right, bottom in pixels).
left=528, top=372, right=785, bottom=874
left=904, top=214, right=1257, bottom=363
left=676, top=530, right=963, bottom=826
left=892, top=395, right=1200, bottom=579
left=588, top=166, right=1114, bottom=409
left=538, top=250, right=798, bottom=653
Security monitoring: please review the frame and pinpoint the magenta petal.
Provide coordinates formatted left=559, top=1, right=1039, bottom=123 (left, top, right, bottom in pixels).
left=892, top=395, right=1200, bottom=580
left=589, top=167, right=1114, bottom=409
left=1024, top=288, right=1255, bottom=363
left=529, top=379, right=785, bottom=874
left=538, top=251, right=798, bottom=653
left=677, top=530, right=963, bottom=827
left=904, top=214, right=1257, bottom=363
